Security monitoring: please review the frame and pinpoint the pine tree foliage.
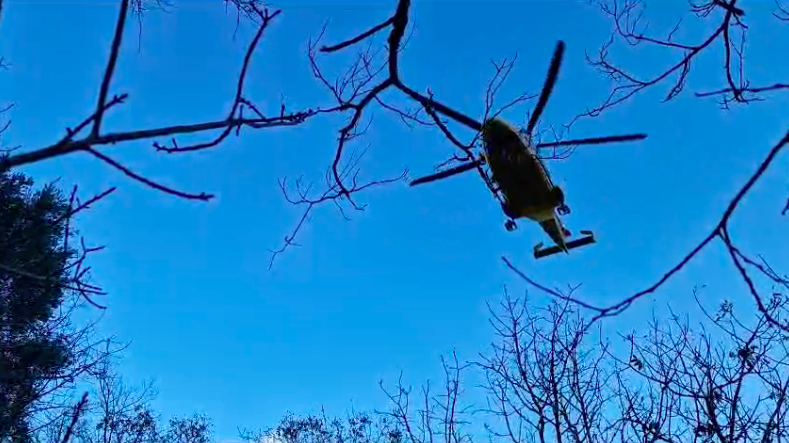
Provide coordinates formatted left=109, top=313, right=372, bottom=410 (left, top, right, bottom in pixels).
left=0, top=169, right=84, bottom=443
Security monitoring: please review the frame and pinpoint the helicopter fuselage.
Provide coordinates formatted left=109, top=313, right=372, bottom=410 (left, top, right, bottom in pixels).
left=481, top=118, right=572, bottom=251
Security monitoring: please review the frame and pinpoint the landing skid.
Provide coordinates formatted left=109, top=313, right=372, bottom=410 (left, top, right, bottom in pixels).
left=533, top=233, right=596, bottom=259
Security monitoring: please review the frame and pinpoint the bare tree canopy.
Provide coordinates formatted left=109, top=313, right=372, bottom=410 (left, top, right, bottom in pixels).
left=377, top=285, right=789, bottom=443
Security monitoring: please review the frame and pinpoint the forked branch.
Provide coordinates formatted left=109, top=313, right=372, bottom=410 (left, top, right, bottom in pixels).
left=310, top=0, right=535, bottom=199
left=276, top=0, right=534, bottom=266
left=269, top=148, right=407, bottom=269
left=585, top=0, right=755, bottom=114
left=1, top=0, right=336, bottom=201
left=505, top=129, right=789, bottom=332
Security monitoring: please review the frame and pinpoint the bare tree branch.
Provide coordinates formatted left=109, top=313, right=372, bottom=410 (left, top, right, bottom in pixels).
left=477, top=290, right=618, bottom=443
left=586, top=0, right=789, bottom=112
left=607, top=287, right=789, bottom=443
left=584, top=0, right=758, bottom=115
left=504, top=129, right=789, bottom=331
left=60, top=393, right=88, bottom=443
left=284, top=0, right=539, bottom=263
left=269, top=152, right=407, bottom=269
left=378, top=351, right=472, bottom=443
left=310, top=0, right=540, bottom=196
left=0, top=0, right=337, bottom=203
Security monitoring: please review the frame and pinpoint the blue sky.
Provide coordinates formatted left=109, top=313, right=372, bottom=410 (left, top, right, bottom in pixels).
left=1, top=0, right=788, bottom=441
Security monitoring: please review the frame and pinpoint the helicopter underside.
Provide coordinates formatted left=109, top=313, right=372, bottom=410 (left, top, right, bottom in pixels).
left=503, top=201, right=557, bottom=222
left=482, top=121, right=564, bottom=217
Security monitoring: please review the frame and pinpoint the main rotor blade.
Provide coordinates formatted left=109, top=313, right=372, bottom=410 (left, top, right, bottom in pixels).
left=409, top=160, right=482, bottom=186
left=536, top=133, right=647, bottom=148
left=399, top=85, right=484, bottom=132
left=526, top=40, right=565, bottom=136
left=427, top=100, right=484, bottom=132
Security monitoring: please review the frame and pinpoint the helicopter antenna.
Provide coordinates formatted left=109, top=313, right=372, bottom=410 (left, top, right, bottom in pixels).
left=526, top=41, right=565, bottom=136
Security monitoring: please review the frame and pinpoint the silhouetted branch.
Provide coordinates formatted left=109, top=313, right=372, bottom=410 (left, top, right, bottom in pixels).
left=589, top=0, right=789, bottom=109
left=0, top=0, right=334, bottom=202
left=585, top=0, right=754, bottom=115
left=477, top=289, right=616, bottom=443
left=606, top=288, right=789, bottom=443
left=321, top=17, right=395, bottom=53
left=695, top=82, right=789, bottom=101
left=269, top=146, right=408, bottom=269
left=59, top=393, right=88, bottom=443
left=267, top=0, right=544, bottom=269
left=91, top=0, right=129, bottom=138
left=504, top=129, right=789, bottom=331
left=776, top=0, right=789, bottom=20
left=87, top=147, right=211, bottom=201
left=379, top=351, right=472, bottom=443
left=310, top=0, right=545, bottom=191
left=293, top=0, right=544, bottom=258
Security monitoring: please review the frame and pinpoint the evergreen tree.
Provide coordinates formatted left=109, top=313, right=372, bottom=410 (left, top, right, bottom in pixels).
left=0, top=168, right=79, bottom=443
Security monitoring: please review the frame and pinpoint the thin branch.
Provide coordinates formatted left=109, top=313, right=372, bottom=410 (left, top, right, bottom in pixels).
left=1, top=1, right=333, bottom=207
left=269, top=159, right=407, bottom=269
left=505, top=129, right=789, bottom=331
left=91, top=0, right=129, bottom=138
left=86, top=147, right=212, bottom=200
left=320, top=17, right=394, bottom=52
left=584, top=0, right=750, bottom=116
left=60, top=392, right=88, bottom=443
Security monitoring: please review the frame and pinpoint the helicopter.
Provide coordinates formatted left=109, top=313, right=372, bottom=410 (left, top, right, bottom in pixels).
left=409, top=41, right=648, bottom=259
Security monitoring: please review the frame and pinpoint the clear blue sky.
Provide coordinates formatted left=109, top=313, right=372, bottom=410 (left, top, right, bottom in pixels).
left=1, top=0, right=788, bottom=441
